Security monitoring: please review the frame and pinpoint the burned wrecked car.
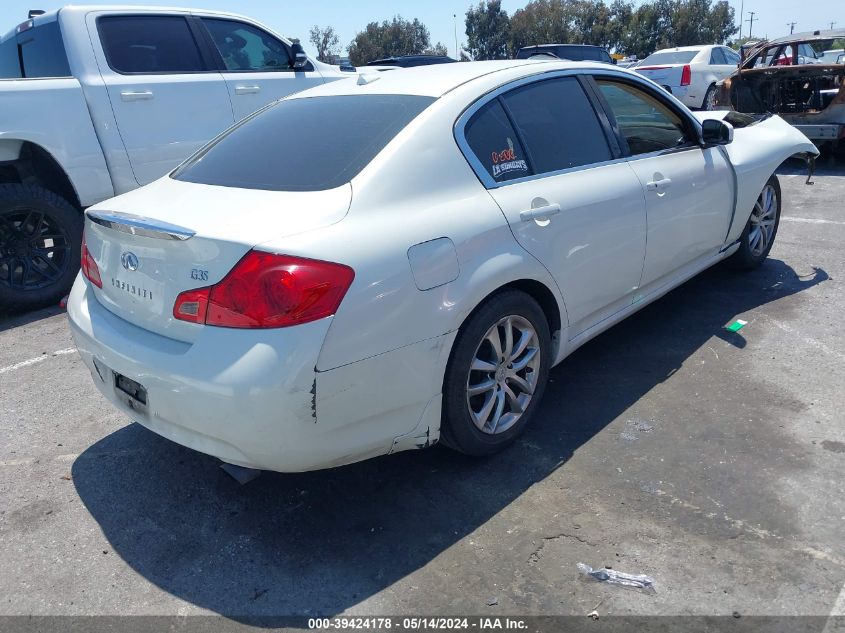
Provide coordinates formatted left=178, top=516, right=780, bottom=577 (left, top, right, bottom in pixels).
left=716, top=29, right=845, bottom=148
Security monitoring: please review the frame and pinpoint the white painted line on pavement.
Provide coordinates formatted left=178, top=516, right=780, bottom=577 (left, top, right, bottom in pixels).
left=0, top=348, right=77, bottom=375
left=782, top=217, right=845, bottom=226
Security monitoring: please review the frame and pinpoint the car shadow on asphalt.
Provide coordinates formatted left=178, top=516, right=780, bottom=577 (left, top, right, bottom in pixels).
left=71, top=259, right=828, bottom=621
left=0, top=304, right=64, bottom=332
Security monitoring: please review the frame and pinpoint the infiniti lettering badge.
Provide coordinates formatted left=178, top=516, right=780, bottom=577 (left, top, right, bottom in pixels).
left=121, top=251, right=139, bottom=271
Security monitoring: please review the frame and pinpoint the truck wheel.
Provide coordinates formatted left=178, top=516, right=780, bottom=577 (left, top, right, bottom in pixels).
left=0, top=184, right=82, bottom=312
left=729, top=175, right=781, bottom=270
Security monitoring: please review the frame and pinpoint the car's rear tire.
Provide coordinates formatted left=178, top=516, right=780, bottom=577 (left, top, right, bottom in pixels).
left=0, top=184, right=82, bottom=312
left=702, top=84, right=718, bottom=110
left=440, top=289, right=551, bottom=456
left=729, top=175, right=781, bottom=270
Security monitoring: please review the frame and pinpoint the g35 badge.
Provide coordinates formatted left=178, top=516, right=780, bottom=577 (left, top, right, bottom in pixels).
left=191, top=269, right=209, bottom=281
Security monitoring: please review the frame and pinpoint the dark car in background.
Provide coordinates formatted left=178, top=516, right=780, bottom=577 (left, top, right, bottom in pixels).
left=363, top=55, right=457, bottom=69
left=515, top=44, right=615, bottom=64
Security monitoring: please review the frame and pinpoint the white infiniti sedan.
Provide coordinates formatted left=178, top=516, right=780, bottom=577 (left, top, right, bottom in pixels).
left=68, top=60, right=817, bottom=472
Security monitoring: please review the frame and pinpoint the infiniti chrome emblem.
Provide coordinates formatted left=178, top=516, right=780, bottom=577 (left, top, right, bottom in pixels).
left=120, top=251, right=139, bottom=271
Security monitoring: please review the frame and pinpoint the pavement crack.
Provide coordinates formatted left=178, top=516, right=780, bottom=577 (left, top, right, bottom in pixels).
left=528, top=532, right=597, bottom=565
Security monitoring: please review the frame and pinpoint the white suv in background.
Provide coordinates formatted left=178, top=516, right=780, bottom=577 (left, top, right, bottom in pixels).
left=634, top=45, right=741, bottom=110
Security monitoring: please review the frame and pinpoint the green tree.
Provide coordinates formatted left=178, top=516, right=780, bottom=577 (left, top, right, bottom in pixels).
left=424, top=43, right=450, bottom=56
left=347, top=16, right=443, bottom=65
left=509, top=0, right=576, bottom=53
left=621, top=0, right=736, bottom=57
left=465, top=0, right=511, bottom=60
left=308, top=25, right=340, bottom=63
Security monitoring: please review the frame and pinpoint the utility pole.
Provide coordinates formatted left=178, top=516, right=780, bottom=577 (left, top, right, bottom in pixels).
left=453, top=14, right=459, bottom=60
left=787, top=21, right=797, bottom=34
left=745, top=12, right=757, bottom=39
left=738, top=0, right=744, bottom=39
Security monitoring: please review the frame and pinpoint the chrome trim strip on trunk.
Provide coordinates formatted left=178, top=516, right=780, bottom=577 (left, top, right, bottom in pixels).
left=86, top=210, right=195, bottom=241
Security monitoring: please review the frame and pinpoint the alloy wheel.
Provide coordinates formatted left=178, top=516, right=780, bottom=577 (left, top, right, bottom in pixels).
left=0, top=208, right=71, bottom=290
left=466, top=315, right=542, bottom=435
left=748, top=183, right=777, bottom=257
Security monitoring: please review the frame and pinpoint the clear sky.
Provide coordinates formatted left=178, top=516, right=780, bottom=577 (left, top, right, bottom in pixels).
left=2, top=0, right=841, bottom=58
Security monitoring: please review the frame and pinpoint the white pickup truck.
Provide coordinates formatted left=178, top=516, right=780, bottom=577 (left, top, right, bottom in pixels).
left=0, top=5, right=352, bottom=310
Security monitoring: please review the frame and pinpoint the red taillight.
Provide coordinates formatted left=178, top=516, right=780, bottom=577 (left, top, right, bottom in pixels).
left=680, top=64, right=691, bottom=86
left=172, top=287, right=210, bottom=324
left=173, top=251, right=355, bottom=329
left=80, top=234, right=102, bottom=288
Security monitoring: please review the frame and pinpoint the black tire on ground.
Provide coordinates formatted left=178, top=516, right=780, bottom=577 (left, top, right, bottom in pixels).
left=701, top=84, right=718, bottom=111
left=729, top=175, right=781, bottom=270
left=440, top=289, right=552, bottom=456
left=0, top=184, right=82, bottom=312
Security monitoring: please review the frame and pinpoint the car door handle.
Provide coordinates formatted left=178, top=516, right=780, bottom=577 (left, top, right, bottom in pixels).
left=520, top=203, right=561, bottom=222
left=646, top=177, right=672, bottom=191
left=120, top=90, right=153, bottom=101
left=234, top=85, right=261, bottom=95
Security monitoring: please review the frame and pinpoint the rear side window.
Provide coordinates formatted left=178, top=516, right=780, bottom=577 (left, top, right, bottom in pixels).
left=98, top=16, right=205, bottom=74
left=1, top=20, right=71, bottom=78
left=724, top=47, right=740, bottom=65
left=464, top=99, right=531, bottom=183
left=502, top=77, right=611, bottom=174
left=202, top=18, right=301, bottom=72
left=710, top=47, right=727, bottom=65
left=173, top=95, right=434, bottom=191
left=596, top=80, right=691, bottom=154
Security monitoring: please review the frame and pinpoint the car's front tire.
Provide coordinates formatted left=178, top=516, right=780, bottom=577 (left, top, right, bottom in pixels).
left=729, top=175, right=781, bottom=270
left=440, top=289, right=551, bottom=456
left=0, top=184, right=82, bottom=312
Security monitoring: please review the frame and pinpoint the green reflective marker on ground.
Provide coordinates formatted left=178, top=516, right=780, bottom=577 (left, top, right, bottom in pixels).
left=725, top=319, right=748, bottom=333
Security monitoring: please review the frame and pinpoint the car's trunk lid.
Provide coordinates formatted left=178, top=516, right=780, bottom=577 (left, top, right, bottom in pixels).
left=635, top=64, right=684, bottom=86
left=83, top=177, right=352, bottom=343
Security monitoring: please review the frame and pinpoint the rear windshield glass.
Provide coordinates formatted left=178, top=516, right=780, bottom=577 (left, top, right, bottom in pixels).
left=517, top=46, right=609, bottom=62
left=0, top=35, right=21, bottom=78
left=173, top=94, right=435, bottom=192
left=554, top=46, right=609, bottom=62
left=1, top=20, right=71, bottom=78
left=639, top=51, right=698, bottom=65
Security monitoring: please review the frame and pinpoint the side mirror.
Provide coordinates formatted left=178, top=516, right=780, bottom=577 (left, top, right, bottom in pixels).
left=612, top=57, right=617, bottom=65
left=290, top=40, right=309, bottom=70
left=701, top=118, right=733, bottom=145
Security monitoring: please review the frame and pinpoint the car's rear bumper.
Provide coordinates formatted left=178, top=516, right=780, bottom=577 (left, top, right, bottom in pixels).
left=67, top=275, right=351, bottom=472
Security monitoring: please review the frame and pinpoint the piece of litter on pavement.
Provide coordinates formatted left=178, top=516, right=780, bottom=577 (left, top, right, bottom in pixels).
left=587, top=610, right=599, bottom=620
left=486, top=597, right=498, bottom=606
left=724, top=319, right=748, bottom=333
left=577, top=562, right=655, bottom=590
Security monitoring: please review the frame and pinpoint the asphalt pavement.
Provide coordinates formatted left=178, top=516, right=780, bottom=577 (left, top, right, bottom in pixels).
left=1, top=162, right=843, bottom=625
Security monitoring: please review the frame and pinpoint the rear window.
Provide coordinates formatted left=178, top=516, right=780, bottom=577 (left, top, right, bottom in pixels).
left=464, top=99, right=531, bottom=183
left=517, top=46, right=610, bottom=62
left=502, top=77, right=611, bottom=174
left=554, top=46, right=610, bottom=62
left=173, top=94, right=435, bottom=192
left=0, top=36, right=21, bottom=78
left=1, top=20, right=71, bottom=78
left=639, top=50, right=698, bottom=65
left=98, top=15, right=205, bottom=74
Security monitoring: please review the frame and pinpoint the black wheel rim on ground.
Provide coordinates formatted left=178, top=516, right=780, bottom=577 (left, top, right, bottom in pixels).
left=0, top=208, right=72, bottom=291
